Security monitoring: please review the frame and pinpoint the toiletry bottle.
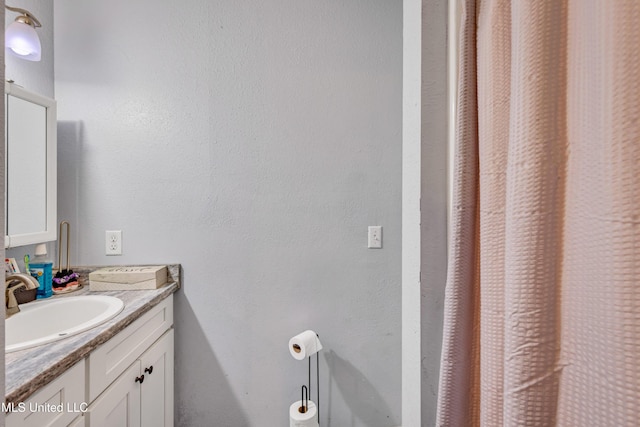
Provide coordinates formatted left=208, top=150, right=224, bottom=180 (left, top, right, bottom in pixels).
left=30, top=244, right=53, bottom=298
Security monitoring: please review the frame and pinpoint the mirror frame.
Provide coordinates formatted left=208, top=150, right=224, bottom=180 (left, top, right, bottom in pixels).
left=5, top=82, right=57, bottom=248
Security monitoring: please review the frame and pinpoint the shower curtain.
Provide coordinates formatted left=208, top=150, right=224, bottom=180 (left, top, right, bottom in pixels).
left=437, top=1, right=640, bottom=426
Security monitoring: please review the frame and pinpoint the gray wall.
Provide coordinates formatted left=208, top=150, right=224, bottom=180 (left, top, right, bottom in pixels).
left=54, top=1, right=402, bottom=426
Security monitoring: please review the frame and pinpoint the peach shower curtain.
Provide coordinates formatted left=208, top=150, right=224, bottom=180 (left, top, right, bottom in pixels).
left=437, top=1, right=640, bottom=426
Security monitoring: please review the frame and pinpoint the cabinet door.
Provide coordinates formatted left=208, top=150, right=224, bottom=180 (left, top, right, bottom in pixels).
left=140, top=329, right=174, bottom=427
left=87, top=361, right=142, bottom=427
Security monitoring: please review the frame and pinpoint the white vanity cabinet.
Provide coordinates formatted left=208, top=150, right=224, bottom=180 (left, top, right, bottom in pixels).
left=5, top=295, right=174, bottom=427
left=86, top=296, right=174, bottom=427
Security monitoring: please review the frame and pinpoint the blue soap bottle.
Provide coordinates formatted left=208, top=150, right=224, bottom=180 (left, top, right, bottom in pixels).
left=29, top=244, right=53, bottom=298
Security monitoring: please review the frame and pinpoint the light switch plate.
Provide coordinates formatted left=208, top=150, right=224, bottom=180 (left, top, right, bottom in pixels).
left=368, top=226, right=382, bottom=249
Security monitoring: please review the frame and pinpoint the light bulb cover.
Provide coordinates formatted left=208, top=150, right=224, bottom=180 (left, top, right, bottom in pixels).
left=6, top=19, right=41, bottom=61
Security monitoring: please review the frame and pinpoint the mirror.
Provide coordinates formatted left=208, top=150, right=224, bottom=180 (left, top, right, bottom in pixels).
left=5, top=82, right=57, bottom=248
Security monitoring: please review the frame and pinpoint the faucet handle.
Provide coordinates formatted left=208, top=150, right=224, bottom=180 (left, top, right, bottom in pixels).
left=5, top=273, right=39, bottom=318
left=5, top=282, right=28, bottom=318
left=6, top=273, right=40, bottom=290
left=6, top=282, right=27, bottom=295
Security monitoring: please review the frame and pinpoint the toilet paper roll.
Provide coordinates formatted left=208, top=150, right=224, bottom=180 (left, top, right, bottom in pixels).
left=289, top=330, right=323, bottom=360
left=289, top=400, right=319, bottom=427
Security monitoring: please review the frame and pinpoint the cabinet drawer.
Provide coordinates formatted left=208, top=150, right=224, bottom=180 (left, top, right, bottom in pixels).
left=6, top=360, right=85, bottom=427
left=88, top=295, right=173, bottom=402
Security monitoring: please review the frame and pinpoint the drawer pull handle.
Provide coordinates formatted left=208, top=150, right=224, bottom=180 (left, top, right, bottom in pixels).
left=135, top=375, right=145, bottom=384
left=145, top=366, right=154, bottom=375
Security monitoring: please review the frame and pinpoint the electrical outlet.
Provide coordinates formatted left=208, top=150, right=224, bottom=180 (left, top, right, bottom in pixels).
left=105, top=230, right=122, bottom=255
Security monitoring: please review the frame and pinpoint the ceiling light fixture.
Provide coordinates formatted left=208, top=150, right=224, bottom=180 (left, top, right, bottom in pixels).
left=5, top=5, right=42, bottom=61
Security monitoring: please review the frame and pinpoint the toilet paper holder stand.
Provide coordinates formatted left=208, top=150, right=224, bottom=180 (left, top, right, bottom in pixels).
left=299, top=385, right=309, bottom=413
left=294, top=333, right=321, bottom=425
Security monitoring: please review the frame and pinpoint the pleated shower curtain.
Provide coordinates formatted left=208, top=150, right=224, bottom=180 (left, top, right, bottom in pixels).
left=437, top=1, right=640, bottom=426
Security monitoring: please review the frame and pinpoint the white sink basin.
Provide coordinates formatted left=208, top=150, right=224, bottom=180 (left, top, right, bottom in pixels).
left=5, top=295, right=124, bottom=353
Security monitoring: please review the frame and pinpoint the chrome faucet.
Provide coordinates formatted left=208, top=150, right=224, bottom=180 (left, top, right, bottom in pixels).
left=5, top=273, right=39, bottom=318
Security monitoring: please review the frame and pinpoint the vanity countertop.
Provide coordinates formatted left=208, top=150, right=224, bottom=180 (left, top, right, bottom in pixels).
left=5, top=264, right=181, bottom=406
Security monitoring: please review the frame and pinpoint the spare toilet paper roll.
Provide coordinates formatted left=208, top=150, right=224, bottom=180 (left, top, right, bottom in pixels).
left=289, top=330, right=323, bottom=360
left=289, top=400, right=319, bottom=427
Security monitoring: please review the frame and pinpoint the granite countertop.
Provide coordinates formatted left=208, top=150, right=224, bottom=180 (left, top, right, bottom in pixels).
left=5, top=264, right=181, bottom=405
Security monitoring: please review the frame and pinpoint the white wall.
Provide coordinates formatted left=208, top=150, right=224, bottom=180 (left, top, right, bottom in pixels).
left=54, top=1, right=402, bottom=425
left=403, top=0, right=449, bottom=425
left=402, top=0, right=424, bottom=423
